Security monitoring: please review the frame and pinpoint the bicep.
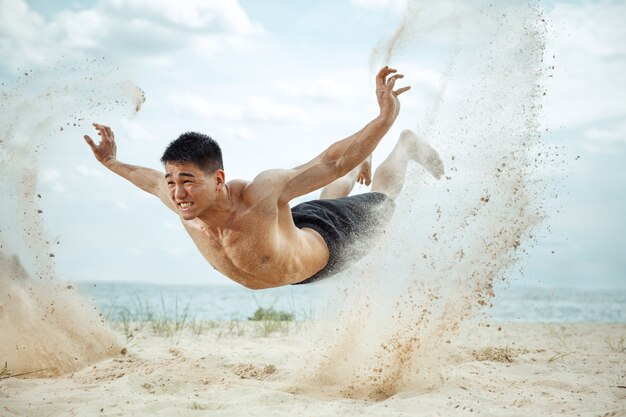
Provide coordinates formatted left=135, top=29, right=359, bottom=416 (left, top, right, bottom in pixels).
left=132, top=168, right=177, bottom=213
left=250, top=137, right=356, bottom=204
left=272, top=154, right=342, bottom=204
left=280, top=134, right=368, bottom=202
left=154, top=180, right=178, bottom=213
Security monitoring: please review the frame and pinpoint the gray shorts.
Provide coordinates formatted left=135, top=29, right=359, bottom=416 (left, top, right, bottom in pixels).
left=291, top=192, right=395, bottom=284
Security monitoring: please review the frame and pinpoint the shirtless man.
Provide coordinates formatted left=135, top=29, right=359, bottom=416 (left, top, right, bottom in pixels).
left=84, top=66, right=444, bottom=289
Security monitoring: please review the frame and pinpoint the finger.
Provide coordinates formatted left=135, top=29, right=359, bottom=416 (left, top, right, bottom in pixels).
left=393, top=86, right=411, bottom=96
left=84, top=135, right=97, bottom=151
left=97, top=124, right=111, bottom=142
left=386, top=73, right=403, bottom=87
left=93, top=123, right=109, bottom=135
left=376, top=66, right=389, bottom=89
left=93, top=123, right=105, bottom=137
left=376, top=65, right=388, bottom=76
left=384, top=68, right=397, bottom=82
left=383, top=69, right=398, bottom=86
left=104, top=127, right=115, bottom=142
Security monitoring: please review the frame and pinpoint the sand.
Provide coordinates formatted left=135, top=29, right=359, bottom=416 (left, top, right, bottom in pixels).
left=1, top=321, right=624, bottom=417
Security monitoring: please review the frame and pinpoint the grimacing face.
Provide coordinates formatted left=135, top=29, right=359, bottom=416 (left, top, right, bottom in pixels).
left=164, top=162, right=224, bottom=220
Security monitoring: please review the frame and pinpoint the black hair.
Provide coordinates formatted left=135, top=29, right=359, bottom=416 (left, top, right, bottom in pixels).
left=161, top=132, right=223, bottom=173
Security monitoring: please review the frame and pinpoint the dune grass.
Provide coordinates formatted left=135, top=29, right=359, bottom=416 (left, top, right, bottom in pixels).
left=547, top=324, right=573, bottom=363
left=472, top=346, right=515, bottom=363
left=0, top=362, right=47, bottom=380
left=103, top=290, right=306, bottom=342
left=605, top=335, right=626, bottom=353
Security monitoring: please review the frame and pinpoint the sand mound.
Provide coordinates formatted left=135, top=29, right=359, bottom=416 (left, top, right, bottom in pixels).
left=0, top=253, right=120, bottom=377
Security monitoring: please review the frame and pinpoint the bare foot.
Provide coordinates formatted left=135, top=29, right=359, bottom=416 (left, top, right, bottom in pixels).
left=356, top=154, right=372, bottom=186
left=400, top=129, right=445, bottom=179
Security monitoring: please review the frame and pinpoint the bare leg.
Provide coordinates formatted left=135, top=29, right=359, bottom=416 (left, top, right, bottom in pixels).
left=320, top=155, right=372, bottom=199
left=371, top=129, right=444, bottom=199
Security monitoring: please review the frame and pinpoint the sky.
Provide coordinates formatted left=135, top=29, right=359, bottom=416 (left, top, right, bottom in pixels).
left=0, top=0, right=624, bottom=289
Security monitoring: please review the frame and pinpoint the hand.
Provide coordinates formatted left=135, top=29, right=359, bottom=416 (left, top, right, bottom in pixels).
left=84, top=123, right=117, bottom=166
left=376, top=66, right=410, bottom=120
left=356, top=155, right=372, bottom=186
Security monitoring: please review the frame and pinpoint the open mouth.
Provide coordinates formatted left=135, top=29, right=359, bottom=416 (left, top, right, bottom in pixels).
left=178, top=202, right=194, bottom=211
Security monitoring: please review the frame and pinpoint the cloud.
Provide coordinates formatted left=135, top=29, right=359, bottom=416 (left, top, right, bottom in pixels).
left=170, top=92, right=244, bottom=121
left=585, top=121, right=626, bottom=144
left=163, top=222, right=181, bottom=231
left=169, top=92, right=309, bottom=125
left=277, top=69, right=365, bottom=102
left=0, top=0, right=261, bottom=73
left=582, top=118, right=626, bottom=153
left=40, top=168, right=65, bottom=192
left=120, top=119, right=154, bottom=142
left=350, top=0, right=407, bottom=13
left=110, top=199, right=129, bottom=210
left=102, top=0, right=256, bottom=33
left=0, top=0, right=50, bottom=67
left=163, top=246, right=186, bottom=257
left=543, top=1, right=626, bottom=130
left=245, top=96, right=309, bottom=124
left=125, top=246, right=144, bottom=255
left=75, top=164, right=104, bottom=178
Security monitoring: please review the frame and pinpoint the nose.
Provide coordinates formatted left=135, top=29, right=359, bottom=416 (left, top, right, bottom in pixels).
left=174, top=185, right=187, bottom=200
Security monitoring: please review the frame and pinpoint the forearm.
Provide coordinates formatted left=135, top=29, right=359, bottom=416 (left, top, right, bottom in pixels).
left=326, top=113, right=394, bottom=175
left=103, top=159, right=163, bottom=195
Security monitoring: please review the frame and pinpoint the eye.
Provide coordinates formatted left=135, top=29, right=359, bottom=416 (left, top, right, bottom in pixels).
left=183, top=180, right=192, bottom=184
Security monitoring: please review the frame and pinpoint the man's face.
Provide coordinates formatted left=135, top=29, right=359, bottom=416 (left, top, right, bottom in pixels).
left=164, top=161, right=223, bottom=220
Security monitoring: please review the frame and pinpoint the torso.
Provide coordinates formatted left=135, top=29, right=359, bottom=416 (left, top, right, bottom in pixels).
left=180, top=179, right=329, bottom=289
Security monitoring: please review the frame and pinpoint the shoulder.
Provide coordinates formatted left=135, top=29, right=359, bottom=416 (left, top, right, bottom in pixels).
left=241, top=169, right=294, bottom=205
left=226, top=179, right=250, bottom=197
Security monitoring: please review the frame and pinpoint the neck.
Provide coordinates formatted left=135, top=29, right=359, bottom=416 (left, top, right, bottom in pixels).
left=197, top=183, right=233, bottom=225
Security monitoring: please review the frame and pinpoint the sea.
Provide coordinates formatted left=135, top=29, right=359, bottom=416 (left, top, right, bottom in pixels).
left=76, top=281, right=626, bottom=324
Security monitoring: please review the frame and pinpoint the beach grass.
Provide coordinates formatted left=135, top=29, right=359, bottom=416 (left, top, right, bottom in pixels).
left=472, top=346, right=515, bottom=363
left=248, top=306, right=294, bottom=336
left=605, top=335, right=626, bottom=353
left=548, top=352, right=572, bottom=362
left=103, top=291, right=304, bottom=341
left=0, top=362, right=47, bottom=380
left=546, top=324, right=574, bottom=363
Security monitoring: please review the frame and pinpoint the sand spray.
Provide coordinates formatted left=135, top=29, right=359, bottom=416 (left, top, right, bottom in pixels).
left=0, top=60, right=144, bottom=376
left=297, top=0, right=550, bottom=399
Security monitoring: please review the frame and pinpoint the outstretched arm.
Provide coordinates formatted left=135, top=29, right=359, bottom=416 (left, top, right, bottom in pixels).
left=273, top=66, right=409, bottom=204
left=84, top=123, right=176, bottom=212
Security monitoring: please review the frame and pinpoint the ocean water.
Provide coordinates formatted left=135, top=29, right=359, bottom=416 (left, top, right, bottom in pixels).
left=76, top=281, right=626, bottom=324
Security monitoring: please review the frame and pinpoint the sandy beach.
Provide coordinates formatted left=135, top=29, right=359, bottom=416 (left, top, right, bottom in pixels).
left=1, top=321, right=624, bottom=417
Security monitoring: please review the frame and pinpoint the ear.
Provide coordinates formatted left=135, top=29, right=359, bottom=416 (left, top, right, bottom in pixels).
left=214, top=169, right=226, bottom=188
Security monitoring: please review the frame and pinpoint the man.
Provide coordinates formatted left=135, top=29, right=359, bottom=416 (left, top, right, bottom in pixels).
left=84, top=66, right=444, bottom=289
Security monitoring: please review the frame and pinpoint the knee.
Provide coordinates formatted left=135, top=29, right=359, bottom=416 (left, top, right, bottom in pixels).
left=398, top=129, right=413, bottom=145
left=320, top=178, right=353, bottom=199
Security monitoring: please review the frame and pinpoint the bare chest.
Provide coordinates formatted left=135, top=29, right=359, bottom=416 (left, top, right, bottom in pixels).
left=182, top=215, right=283, bottom=281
